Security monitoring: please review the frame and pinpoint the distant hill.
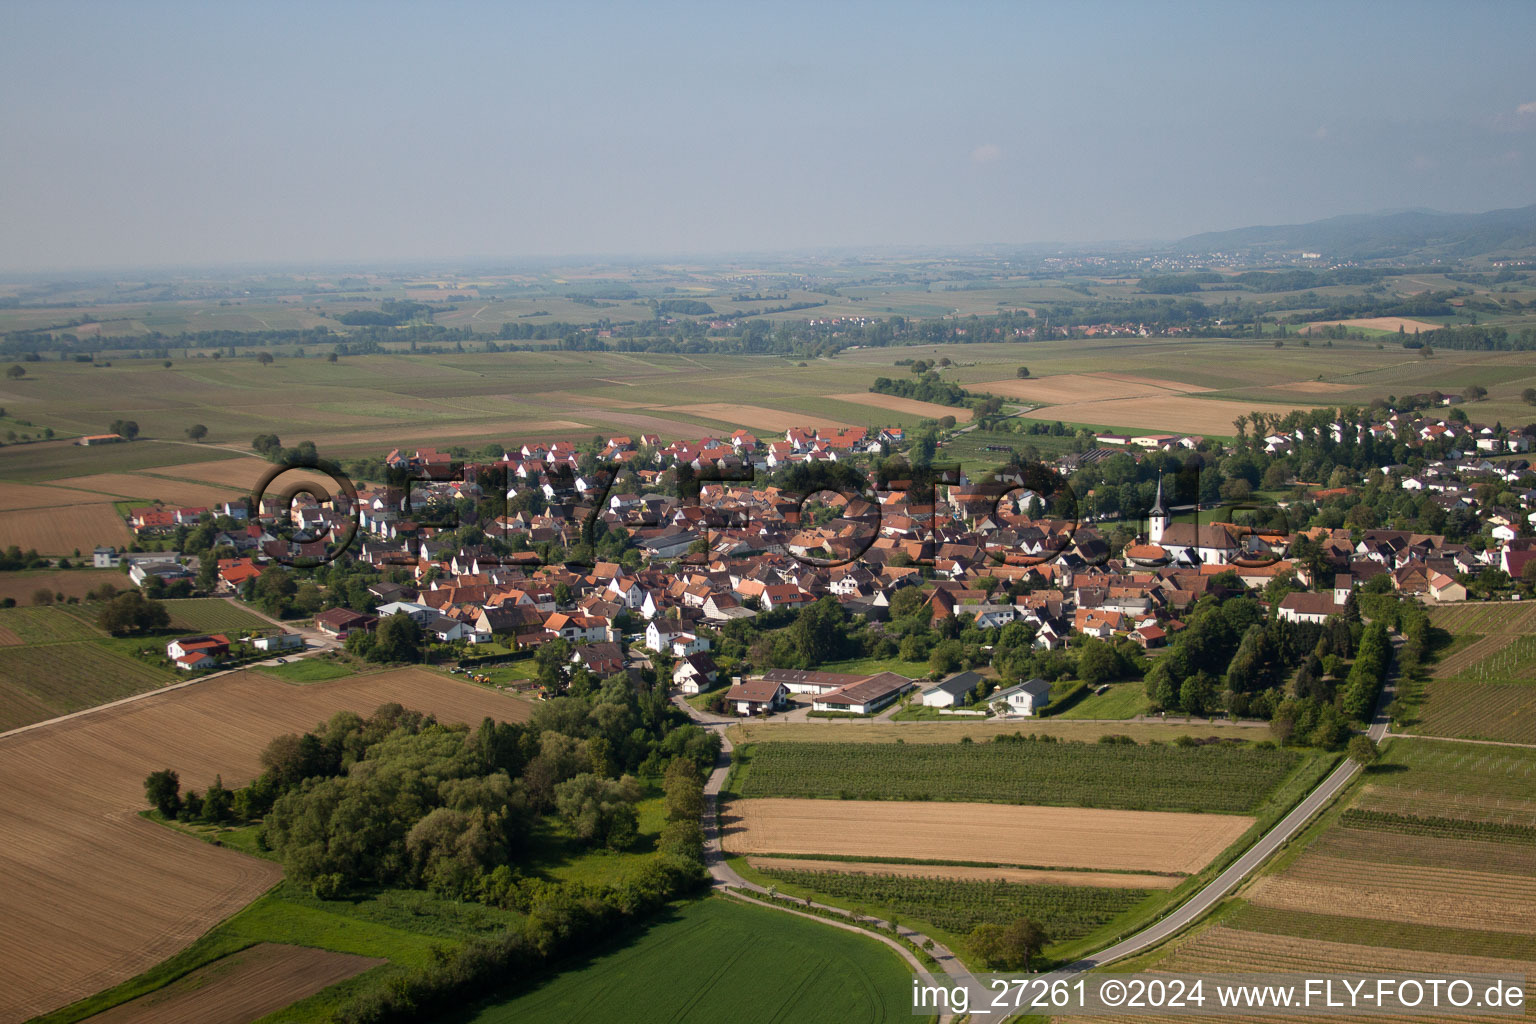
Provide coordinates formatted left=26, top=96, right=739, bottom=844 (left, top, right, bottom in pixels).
left=1177, top=204, right=1536, bottom=261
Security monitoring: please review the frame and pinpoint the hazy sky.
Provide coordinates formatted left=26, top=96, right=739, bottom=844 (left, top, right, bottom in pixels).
left=3, top=1, right=1535, bottom=270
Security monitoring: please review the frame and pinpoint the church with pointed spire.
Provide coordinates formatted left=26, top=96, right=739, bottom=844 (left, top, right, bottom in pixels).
left=1149, top=474, right=1169, bottom=546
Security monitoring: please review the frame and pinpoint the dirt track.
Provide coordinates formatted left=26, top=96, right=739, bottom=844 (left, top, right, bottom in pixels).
left=0, top=667, right=529, bottom=1022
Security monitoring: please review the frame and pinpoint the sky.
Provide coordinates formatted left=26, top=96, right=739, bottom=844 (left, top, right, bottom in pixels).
left=2, top=0, right=1535, bottom=271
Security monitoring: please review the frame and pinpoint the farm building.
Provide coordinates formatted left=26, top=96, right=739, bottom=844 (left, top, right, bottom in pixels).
left=252, top=632, right=303, bottom=652
left=167, top=634, right=230, bottom=670
left=92, top=546, right=120, bottom=568
left=314, top=608, right=377, bottom=638
left=811, top=672, right=914, bottom=714
left=761, top=667, right=867, bottom=696
left=77, top=433, right=126, bottom=446
left=725, top=678, right=788, bottom=715
left=921, top=670, right=982, bottom=708
left=990, top=678, right=1052, bottom=716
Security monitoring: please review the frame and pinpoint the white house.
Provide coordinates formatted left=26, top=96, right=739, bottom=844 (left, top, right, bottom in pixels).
left=645, top=621, right=710, bottom=656
left=921, top=671, right=981, bottom=708
left=990, top=678, right=1052, bottom=716
left=811, top=672, right=914, bottom=714
left=672, top=653, right=719, bottom=694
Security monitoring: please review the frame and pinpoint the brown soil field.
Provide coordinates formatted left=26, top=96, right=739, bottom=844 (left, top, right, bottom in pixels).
left=1246, top=854, right=1536, bottom=935
left=826, top=392, right=975, bottom=421
left=1305, top=316, right=1443, bottom=334
left=746, top=857, right=1175, bottom=889
left=1027, top=395, right=1315, bottom=437
left=0, top=627, right=20, bottom=646
left=0, top=569, right=125, bottom=603
left=148, top=457, right=288, bottom=488
left=83, top=943, right=385, bottom=1024
left=0, top=483, right=120, bottom=512
left=1258, top=379, right=1359, bottom=394
left=722, top=799, right=1250, bottom=874
left=0, top=504, right=132, bottom=554
left=1071, top=926, right=1536, bottom=1024
left=0, top=666, right=530, bottom=1021
left=672, top=403, right=857, bottom=433
left=974, top=372, right=1211, bottom=405
left=49, top=473, right=243, bottom=506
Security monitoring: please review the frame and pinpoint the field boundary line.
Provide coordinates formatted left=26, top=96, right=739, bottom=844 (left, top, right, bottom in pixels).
left=1386, top=731, right=1536, bottom=750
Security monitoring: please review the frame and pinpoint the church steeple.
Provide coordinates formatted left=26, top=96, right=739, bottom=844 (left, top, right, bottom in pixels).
left=1149, top=473, right=1169, bottom=545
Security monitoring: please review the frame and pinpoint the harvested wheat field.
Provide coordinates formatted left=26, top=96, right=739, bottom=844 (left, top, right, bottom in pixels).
left=1067, top=926, right=1536, bottom=1024
left=149, top=457, right=299, bottom=489
left=0, top=503, right=132, bottom=553
left=0, top=483, right=120, bottom=512
left=82, top=943, right=384, bottom=1024
left=1028, top=396, right=1314, bottom=437
left=0, top=570, right=124, bottom=604
left=827, top=392, right=974, bottom=421
left=0, top=666, right=531, bottom=1022
left=722, top=799, right=1251, bottom=874
left=49, top=473, right=243, bottom=506
left=672, top=403, right=856, bottom=433
left=975, top=372, right=1210, bottom=405
left=745, top=857, right=1175, bottom=889
left=1246, top=855, right=1536, bottom=935
left=1306, top=316, right=1442, bottom=334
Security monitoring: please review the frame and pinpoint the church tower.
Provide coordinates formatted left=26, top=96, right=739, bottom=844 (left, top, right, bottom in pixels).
left=1149, top=474, right=1169, bottom=546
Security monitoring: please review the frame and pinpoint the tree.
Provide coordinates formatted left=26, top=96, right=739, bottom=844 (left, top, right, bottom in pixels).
left=201, top=774, right=233, bottom=822
left=31, top=588, right=54, bottom=606
left=928, top=638, right=963, bottom=676
left=1462, top=384, right=1488, bottom=402
left=257, top=352, right=274, bottom=365
left=97, top=591, right=170, bottom=634
left=144, top=769, right=181, bottom=818
left=109, top=419, right=140, bottom=440
left=186, top=424, right=208, bottom=441
left=4, top=364, right=24, bottom=380
left=1075, top=636, right=1119, bottom=685
left=663, top=758, right=704, bottom=822
left=554, top=773, right=641, bottom=849
left=370, top=611, right=422, bottom=663
left=1347, top=734, right=1379, bottom=766
left=1016, top=366, right=1030, bottom=378
left=968, top=917, right=1047, bottom=970
left=1523, top=387, right=1536, bottom=407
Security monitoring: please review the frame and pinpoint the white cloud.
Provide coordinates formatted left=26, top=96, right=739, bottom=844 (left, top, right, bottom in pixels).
left=1518, top=101, right=1536, bottom=116
left=970, top=143, right=1002, bottom=164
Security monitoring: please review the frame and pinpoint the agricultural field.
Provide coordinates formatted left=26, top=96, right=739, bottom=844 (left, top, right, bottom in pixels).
left=0, top=569, right=125, bottom=604
left=732, top=738, right=1302, bottom=813
left=0, top=503, right=132, bottom=554
left=1412, top=603, right=1536, bottom=743
left=0, top=606, right=179, bottom=731
left=1096, top=736, right=1536, bottom=1022
left=723, top=799, right=1251, bottom=874
left=827, top=391, right=974, bottom=421
left=161, top=598, right=276, bottom=634
left=0, top=666, right=530, bottom=1021
left=77, top=943, right=384, bottom=1024
left=756, top=867, right=1151, bottom=947
left=727, top=718, right=1272, bottom=745
left=447, top=897, right=918, bottom=1024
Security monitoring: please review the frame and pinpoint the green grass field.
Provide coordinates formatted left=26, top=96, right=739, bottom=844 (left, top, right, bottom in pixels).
left=445, top=897, right=919, bottom=1024
left=257, top=658, right=353, bottom=683
left=732, top=738, right=1302, bottom=813
left=1412, top=605, right=1536, bottom=744
left=1052, top=682, right=1152, bottom=720
left=0, top=605, right=104, bottom=644
left=163, top=598, right=276, bottom=635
